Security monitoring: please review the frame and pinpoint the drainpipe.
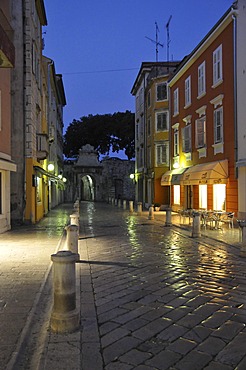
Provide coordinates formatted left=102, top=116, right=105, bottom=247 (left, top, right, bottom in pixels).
left=232, top=14, right=238, bottom=179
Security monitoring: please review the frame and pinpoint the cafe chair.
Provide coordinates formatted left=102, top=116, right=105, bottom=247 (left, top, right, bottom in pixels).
left=220, top=212, right=235, bottom=228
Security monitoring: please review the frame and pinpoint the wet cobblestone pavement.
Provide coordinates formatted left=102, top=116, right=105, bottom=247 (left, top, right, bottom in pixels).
left=2, top=201, right=246, bottom=369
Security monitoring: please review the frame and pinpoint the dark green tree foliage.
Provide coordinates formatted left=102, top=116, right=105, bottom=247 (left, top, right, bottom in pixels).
left=63, top=111, right=135, bottom=159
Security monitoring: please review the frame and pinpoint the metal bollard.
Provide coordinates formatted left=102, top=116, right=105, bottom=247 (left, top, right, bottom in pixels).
left=137, top=202, right=142, bottom=216
left=192, top=212, right=201, bottom=238
left=165, top=208, right=172, bottom=226
left=129, top=200, right=134, bottom=213
left=148, top=205, right=154, bottom=220
left=66, top=224, right=80, bottom=261
left=50, top=251, right=80, bottom=333
left=123, top=200, right=127, bottom=210
left=118, top=199, right=121, bottom=208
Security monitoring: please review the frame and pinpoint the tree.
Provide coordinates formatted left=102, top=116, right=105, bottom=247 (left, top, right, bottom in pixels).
left=63, top=111, right=135, bottom=159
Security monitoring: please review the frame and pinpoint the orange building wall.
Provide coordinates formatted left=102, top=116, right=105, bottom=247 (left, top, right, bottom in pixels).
left=169, top=19, right=238, bottom=215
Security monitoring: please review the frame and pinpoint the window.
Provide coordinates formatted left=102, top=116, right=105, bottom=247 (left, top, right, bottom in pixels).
left=136, top=96, right=139, bottom=113
left=147, top=146, right=151, bottom=167
left=173, top=185, right=180, bottom=205
left=156, top=142, right=169, bottom=165
left=140, top=87, right=144, bottom=109
left=213, top=45, right=222, bottom=85
left=213, top=184, right=226, bottom=211
left=195, top=117, right=206, bottom=148
left=156, top=82, right=167, bottom=101
left=214, top=107, right=223, bottom=143
left=199, top=185, right=207, bottom=209
left=156, top=111, right=169, bottom=132
left=174, top=129, right=179, bottom=156
left=198, top=62, right=206, bottom=96
left=173, top=88, right=179, bottom=115
left=182, top=125, right=191, bottom=153
left=139, top=147, right=143, bottom=167
left=147, top=90, right=151, bottom=107
left=36, top=176, right=42, bottom=203
left=136, top=123, right=139, bottom=141
left=147, top=117, right=151, bottom=136
left=185, top=76, right=191, bottom=107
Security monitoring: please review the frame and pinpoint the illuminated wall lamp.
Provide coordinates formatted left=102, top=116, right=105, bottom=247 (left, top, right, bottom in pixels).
left=48, top=163, right=55, bottom=172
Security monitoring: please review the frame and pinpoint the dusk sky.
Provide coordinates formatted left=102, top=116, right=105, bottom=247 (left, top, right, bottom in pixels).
left=43, top=0, right=233, bottom=134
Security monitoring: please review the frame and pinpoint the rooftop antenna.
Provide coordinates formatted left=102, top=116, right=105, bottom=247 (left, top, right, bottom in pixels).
left=166, top=15, right=172, bottom=68
left=145, top=22, right=163, bottom=62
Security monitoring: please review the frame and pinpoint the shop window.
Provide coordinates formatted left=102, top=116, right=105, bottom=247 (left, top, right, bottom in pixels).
left=173, top=185, right=180, bottom=205
left=36, top=176, right=42, bottom=203
left=213, top=184, right=226, bottom=211
left=199, top=184, right=207, bottom=209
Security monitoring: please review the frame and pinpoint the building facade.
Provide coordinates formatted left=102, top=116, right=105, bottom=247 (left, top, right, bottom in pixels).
left=131, top=62, right=179, bottom=208
left=236, top=0, right=246, bottom=219
left=166, top=4, right=239, bottom=214
left=0, top=0, right=16, bottom=232
left=10, top=0, right=66, bottom=225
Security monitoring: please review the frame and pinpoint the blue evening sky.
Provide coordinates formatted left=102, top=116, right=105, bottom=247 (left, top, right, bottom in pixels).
left=43, top=0, right=233, bottom=133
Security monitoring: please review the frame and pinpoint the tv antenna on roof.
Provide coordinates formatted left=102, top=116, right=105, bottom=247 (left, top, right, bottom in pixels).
left=145, top=22, right=163, bottom=62
left=166, top=15, right=172, bottom=64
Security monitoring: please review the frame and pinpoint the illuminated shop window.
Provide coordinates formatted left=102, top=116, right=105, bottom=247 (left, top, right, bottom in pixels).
left=213, top=184, right=226, bottom=211
left=199, top=184, right=207, bottom=209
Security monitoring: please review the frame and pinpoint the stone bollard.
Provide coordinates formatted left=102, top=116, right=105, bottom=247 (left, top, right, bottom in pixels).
left=137, top=202, right=142, bottom=216
left=111, top=197, right=114, bottom=205
left=114, top=198, right=118, bottom=206
left=237, top=220, right=246, bottom=256
left=70, top=213, right=79, bottom=234
left=148, top=205, right=154, bottom=220
left=191, top=212, right=201, bottom=238
left=123, top=200, right=127, bottom=210
left=50, top=251, right=80, bottom=333
left=66, top=225, right=80, bottom=261
left=129, top=200, right=134, bottom=213
left=165, top=208, right=172, bottom=227
left=118, top=199, right=121, bottom=208
left=108, top=196, right=111, bottom=204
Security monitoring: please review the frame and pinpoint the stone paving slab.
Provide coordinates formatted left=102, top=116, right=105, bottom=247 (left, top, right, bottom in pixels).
left=3, top=201, right=246, bottom=369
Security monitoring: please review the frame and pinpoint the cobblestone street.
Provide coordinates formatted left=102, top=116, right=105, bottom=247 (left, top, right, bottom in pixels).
left=41, top=201, right=246, bottom=370
left=0, top=202, right=246, bottom=370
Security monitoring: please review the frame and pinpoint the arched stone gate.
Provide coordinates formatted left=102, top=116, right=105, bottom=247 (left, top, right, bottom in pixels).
left=64, top=145, right=135, bottom=203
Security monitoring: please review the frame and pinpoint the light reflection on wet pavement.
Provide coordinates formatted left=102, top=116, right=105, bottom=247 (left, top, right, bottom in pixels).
left=78, top=201, right=246, bottom=370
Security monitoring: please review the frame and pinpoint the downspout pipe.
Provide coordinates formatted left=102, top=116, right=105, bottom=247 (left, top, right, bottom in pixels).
left=232, top=13, right=238, bottom=179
